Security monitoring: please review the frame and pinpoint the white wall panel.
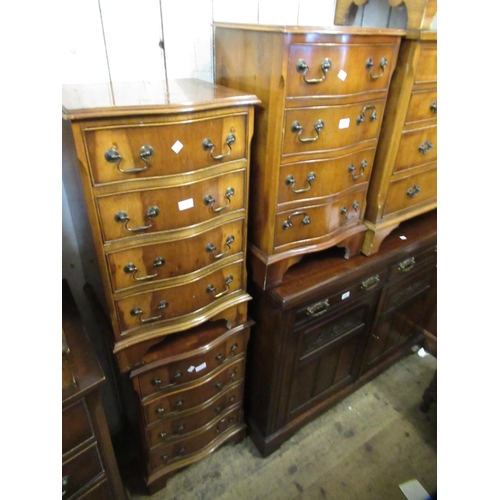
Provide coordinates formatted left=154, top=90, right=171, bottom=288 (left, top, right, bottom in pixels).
left=258, top=0, right=300, bottom=25
left=213, top=0, right=259, bottom=23
left=297, top=0, right=336, bottom=27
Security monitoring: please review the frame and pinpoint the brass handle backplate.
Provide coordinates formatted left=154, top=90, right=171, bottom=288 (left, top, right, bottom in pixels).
left=398, top=257, right=416, bottom=272
left=285, top=172, right=316, bottom=193
left=406, top=185, right=421, bottom=198
left=296, top=57, right=332, bottom=84
left=202, top=134, right=236, bottom=160
left=418, top=140, right=434, bottom=155
left=114, top=206, right=159, bottom=232
left=123, top=257, right=165, bottom=281
left=291, top=120, right=324, bottom=142
left=130, top=300, right=168, bottom=323
left=306, top=299, right=330, bottom=318
left=104, top=145, right=154, bottom=173
left=361, top=275, right=380, bottom=291
left=204, top=187, right=235, bottom=212
left=365, top=57, right=388, bottom=80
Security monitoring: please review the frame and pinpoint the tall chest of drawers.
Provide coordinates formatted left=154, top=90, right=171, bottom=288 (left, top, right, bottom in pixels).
left=362, top=31, right=437, bottom=255
left=215, top=24, right=404, bottom=290
left=63, top=79, right=259, bottom=493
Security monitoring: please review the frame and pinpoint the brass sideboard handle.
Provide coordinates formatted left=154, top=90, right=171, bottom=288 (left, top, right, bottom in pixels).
left=151, top=371, right=181, bottom=390
left=130, top=300, right=168, bottom=323
left=361, top=275, right=380, bottom=291
left=357, top=105, right=377, bottom=125
left=104, top=145, right=154, bottom=173
left=206, top=275, right=233, bottom=298
left=348, top=160, right=367, bottom=180
left=285, top=172, right=316, bottom=194
left=291, top=120, right=324, bottom=143
left=406, top=185, right=421, bottom=198
left=155, top=399, right=184, bottom=418
left=215, top=370, right=237, bottom=390
left=215, top=343, right=238, bottom=363
left=282, top=211, right=311, bottom=230
left=306, top=299, right=330, bottom=318
left=296, top=57, right=332, bottom=84
left=114, top=206, right=159, bottom=232
left=365, top=57, right=388, bottom=80
left=205, top=235, right=235, bottom=259
left=340, top=200, right=360, bottom=220
left=430, top=101, right=437, bottom=113
left=398, top=257, right=416, bottom=272
left=204, top=187, right=235, bottom=212
left=202, top=133, right=236, bottom=160
left=418, top=140, right=434, bottom=155
left=123, top=257, right=165, bottom=281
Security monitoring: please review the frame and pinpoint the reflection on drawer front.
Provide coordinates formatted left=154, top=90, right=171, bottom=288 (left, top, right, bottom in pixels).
left=286, top=43, right=396, bottom=97
left=405, top=89, right=437, bottom=125
left=383, top=168, right=437, bottom=217
left=62, top=399, right=93, bottom=455
left=393, top=126, right=437, bottom=173
left=115, top=261, right=245, bottom=334
left=107, top=218, right=245, bottom=293
left=96, top=169, right=246, bottom=243
left=84, top=114, right=248, bottom=185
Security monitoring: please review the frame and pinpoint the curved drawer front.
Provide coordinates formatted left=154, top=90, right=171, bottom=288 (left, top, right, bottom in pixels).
left=137, top=329, right=248, bottom=398
left=287, top=42, right=397, bottom=98
left=274, top=190, right=365, bottom=250
left=383, top=167, right=437, bottom=218
left=115, top=261, right=244, bottom=334
left=282, top=100, right=385, bottom=158
left=414, top=45, right=437, bottom=84
left=393, top=125, right=437, bottom=173
left=84, top=114, right=248, bottom=185
left=278, top=147, right=375, bottom=205
left=143, top=358, right=244, bottom=425
left=96, top=169, right=246, bottom=243
left=106, top=218, right=245, bottom=293
left=146, top=382, right=243, bottom=448
left=405, top=89, right=437, bottom=125
left=149, top=405, right=241, bottom=471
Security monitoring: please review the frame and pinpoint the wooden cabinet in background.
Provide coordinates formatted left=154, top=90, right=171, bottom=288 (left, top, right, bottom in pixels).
left=362, top=31, right=437, bottom=255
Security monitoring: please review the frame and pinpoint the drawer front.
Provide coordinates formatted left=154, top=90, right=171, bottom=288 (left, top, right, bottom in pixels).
left=282, top=100, right=385, bottom=158
left=84, top=113, right=248, bottom=185
left=143, top=358, right=244, bottom=425
left=383, top=167, right=437, bottom=218
left=62, top=399, right=93, bottom=455
left=387, top=245, right=437, bottom=283
left=62, top=443, right=104, bottom=499
left=136, top=328, right=248, bottom=398
left=286, top=42, right=397, bottom=98
left=115, top=260, right=244, bottom=334
left=405, top=89, right=437, bottom=125
left=274, top=190, right=365, bottom=250
left=393, top=126, right=437, bottom=173
left=96, top=169, right=246, bottom=243
left=107, top=218, right=245, bottom=293
left=77, top=479, right=113, bottom=500
left=414, top=45, right=437, bottom=84
left=146, top=381, right=244, bottom=448
left=149, top=405, right=242, bottom=471
left=277, top=147, right=375, bottom=205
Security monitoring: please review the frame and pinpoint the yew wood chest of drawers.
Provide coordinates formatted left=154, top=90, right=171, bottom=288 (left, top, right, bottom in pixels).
left=363, top=31, right=437, bottom=255
left=214, top=23, right=404, bottom=290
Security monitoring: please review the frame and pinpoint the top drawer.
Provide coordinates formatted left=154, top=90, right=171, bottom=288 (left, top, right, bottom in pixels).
left=83, top=113, right=248, bottom=186
left=414, top=44, right=437, bottom=85
left=286, top=42, right=398, bottom=98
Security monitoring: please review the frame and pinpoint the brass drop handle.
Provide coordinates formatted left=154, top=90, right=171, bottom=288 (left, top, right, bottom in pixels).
left=159, top=424, right=185, bottom=440
left=361, top=275, right=380, bottom=291
left=216, top=416, right=234, bottom=433
left=306, top=299, right=330, bottom=318
left=406, top=185, right=421, bottom=198
left=104, top=145, right=154, bottom=173
left=296, top=57, right=332, bottom=84
left=215, top=343, right=238, bottom=363
left=418, top=140, right=434, bottom=155
left=398, top=257, right=416, bottom=272
left=151, top=370, right=181, bottom=390
left=123, top=257, right=165, bottom=281
left=205, top=235, right=235, bottom=259
left=365, top=57, right=388, bottom=80
left=155, top=399, right=184, bottom=416
left=215, top=370, right=237, bottom=390
left=161, top=446, right=185, bottom=462
left=357, top=105, right=377, bottom=125
left=130, top=300, right=168, bottom=323
left=340, top=200, right=360, bottom=220
left=114, top=206, right=160, bottom=232
left=348, top=160, right=368, bottom=180
left=202, top=133, right=236, bottom=160
left=204, top=187, right=235, bottom=212
left=206, top=275, right=233, bottom=298
left=430, top=101, right=437, bottom=113
left=285, top=172, right=316, bottom=194
left=282, top=211, right=311, bottom=230
left=291, top=120, right=324, bottom=142
left=62, top=476, right=69, bottom=497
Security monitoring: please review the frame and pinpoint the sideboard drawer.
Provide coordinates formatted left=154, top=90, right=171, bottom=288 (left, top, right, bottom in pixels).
left=393, top=125, right=437, bottom=173
left=414, top=45, right=437, bottom=84
left=62, top=399, right=93, bottom=455
left=405, top=89, right=437, bottom=125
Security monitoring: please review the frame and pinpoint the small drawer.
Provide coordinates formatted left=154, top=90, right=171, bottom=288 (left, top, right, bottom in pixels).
left=393, top=125, right=437, bottom=173
left=405, top=89, right=437, bottom=125
left=114, top=260, right=244, bottom=335
left=142, top=358, right=244, bottom=425
left=277, top=147, right=375, bottom=205
left=146, top=381, right=244, bottom=448
left=149, top=405, right=242, bottom=472
left=136, top=328, right=248, bottom=399
left=282, top=99, right=385, bottom=159
left=387, top=245, right=437, bottom=283
left=96, top=168, right=246, bottom=243
left=106, top=218, right=245, bottom=293
left=84, top=113, right=248, bottom=186
left=77, top=479, right=113, bottom=500
left=62, top=442, right=104, bottom=499
left=383, top=167, right=437, bottom=218
left=414, top=44, right=437, bottom=84
left=62, top=399, right=94, bottom=455
left=286, top=42, right=396, bottom=98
